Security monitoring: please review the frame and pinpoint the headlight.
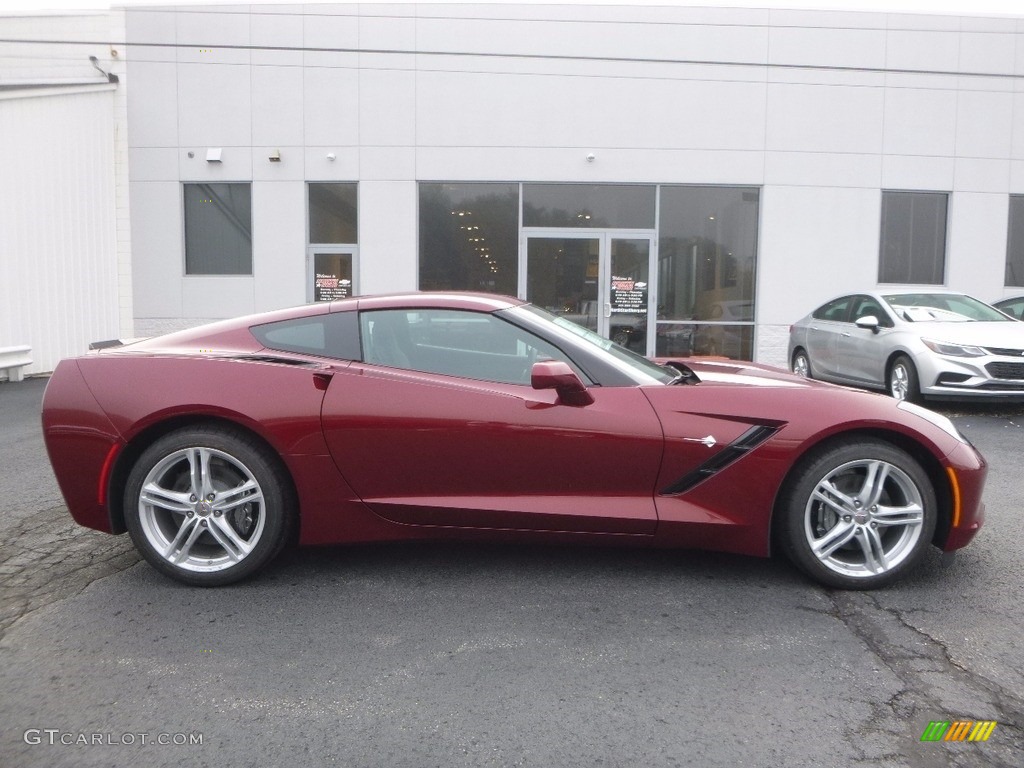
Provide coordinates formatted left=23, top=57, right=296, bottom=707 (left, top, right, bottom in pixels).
left=921, top=338, right=986, bottom=357
left=897, top=400, right=966, bottom=442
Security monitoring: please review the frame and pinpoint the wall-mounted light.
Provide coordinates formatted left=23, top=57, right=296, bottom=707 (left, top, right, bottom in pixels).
left=206, top=148, right=222, bottom=163
left=269, top=149, right=281, bottom=162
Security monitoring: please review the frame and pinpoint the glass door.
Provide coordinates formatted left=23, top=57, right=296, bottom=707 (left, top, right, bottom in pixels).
left=308, top=247, right=357, bottom=302
left=607, top=237, right=650, bottom=354
left=523, top=231, right=655, bottom=353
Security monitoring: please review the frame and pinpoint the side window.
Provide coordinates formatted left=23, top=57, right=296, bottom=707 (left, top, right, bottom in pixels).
left=850, top=296, right=892, bottom=328
left=359, top=309, right=576, bottom=385
left=812, top=297, right=852, bottom=322
left=251, top=311, right=361, bottom=360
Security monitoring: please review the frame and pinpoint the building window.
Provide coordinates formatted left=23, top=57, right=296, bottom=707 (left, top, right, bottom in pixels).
left=523, top=184, right=655, bottom=229
left=657, top=186, right=759, bottom=359
left=183, top=183, right=252, bottom=275
left=1006, top=195, right=1024, bottom=287
left=418, top=183, right=518, bottom=295
left=879, top=191, right=947, bottom=285
left=309, top=183, right=357, bottom=244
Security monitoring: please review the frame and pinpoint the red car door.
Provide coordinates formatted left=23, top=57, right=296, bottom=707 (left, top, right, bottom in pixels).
left=320, top=362, right=664, bottom=535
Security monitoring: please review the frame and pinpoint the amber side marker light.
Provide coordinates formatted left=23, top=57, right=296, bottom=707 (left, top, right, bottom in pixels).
left=945, top=466, right=962, bottom=529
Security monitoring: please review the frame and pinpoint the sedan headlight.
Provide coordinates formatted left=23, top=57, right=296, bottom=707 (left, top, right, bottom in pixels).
left=897, top=400, right=966, bottom=443
left=921, top=338, right=986, bottom=357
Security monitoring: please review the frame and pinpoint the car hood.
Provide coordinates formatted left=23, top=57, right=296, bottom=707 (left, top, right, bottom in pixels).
left=905, top=321, right=1024, bottom=349
left=659, top=357, right=825, bottom=389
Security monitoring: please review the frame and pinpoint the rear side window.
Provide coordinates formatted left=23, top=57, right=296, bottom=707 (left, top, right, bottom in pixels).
left=251, top=311, right=360, bottom=360
left=812, top=297, right=852, bottom=322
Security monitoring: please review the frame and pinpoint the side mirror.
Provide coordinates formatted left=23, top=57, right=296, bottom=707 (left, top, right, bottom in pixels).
left=855, top=315, right=880, bottom=334
left=531, top=360, right=594, bottom=406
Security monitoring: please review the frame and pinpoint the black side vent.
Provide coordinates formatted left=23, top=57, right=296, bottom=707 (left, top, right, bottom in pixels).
left=659, top=425, right=778, bottom=496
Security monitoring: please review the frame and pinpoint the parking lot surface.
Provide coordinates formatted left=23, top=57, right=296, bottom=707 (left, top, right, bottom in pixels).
left=1, top=376, right=1022, bottom=767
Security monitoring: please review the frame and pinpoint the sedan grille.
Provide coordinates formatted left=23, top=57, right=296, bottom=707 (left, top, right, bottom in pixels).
left=983, top=347, right=1024, bottom=357
left=985, top=361, right=1024, bottom=380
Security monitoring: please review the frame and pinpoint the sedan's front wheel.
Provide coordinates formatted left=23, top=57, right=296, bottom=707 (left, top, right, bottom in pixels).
left=124, top=426, right=294, bottom=586
left=888, top=355, right=920, bottom=403
left=777, top=440, right=937, bottom=589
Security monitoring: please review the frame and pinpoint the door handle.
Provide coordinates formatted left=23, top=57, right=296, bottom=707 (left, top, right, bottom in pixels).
left=603, top=303, right=612, bottom=318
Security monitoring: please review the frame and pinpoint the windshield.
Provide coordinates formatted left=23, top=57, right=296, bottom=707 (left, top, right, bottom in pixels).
left=882, top=293, right=1011, bottom=323
left=516, top=304, right=678, bottom=385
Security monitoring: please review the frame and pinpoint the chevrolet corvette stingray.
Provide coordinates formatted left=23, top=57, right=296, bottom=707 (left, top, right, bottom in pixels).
left=42, top=293, right=986, bottom=589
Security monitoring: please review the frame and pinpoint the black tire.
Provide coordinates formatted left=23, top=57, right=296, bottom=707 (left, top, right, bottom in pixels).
left=124, top=425, right=294, bottom=586
left=792, top=349, right=813, bottom=379
left=777, top=439, right=937, bottom=590
left=888, top=354, right=920, bottom=403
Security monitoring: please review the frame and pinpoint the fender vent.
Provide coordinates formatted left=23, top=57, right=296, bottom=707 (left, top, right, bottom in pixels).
left=659, top=425, right=778, bottom=496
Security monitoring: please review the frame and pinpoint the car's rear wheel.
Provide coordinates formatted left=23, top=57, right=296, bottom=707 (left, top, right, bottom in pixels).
left=792, top=349, right=812, bottom=379
left=124, top=426, right=294, bottom=586
left=888, top=355, right=920, bottom=403
left=777, top=440, right=936, bottom=589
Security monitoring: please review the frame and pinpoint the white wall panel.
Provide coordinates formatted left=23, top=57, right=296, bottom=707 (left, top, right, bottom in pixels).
left=946, top=193, right=1009, bottom=300
left=766, top=83, right=884, bottom=154
left=883, top=88, right=957, bottom=157
left=252, top=65, right=305, bottom=147
left=130, top=181, right=183, bottom=318
left=125, top=61, right=179, bottom=146
left=0, top=89, right=120, bottom=375
left=358, top=181, right=417, bottom=294
left=177, top=63, right=252, bottom=147
left=956, top=91, right=1014, bottom=159
left=253, top=181, right=306, bottom=311
left=757, top=186, right=882, bottom=326
left=303, top=66, right=361, bottom=146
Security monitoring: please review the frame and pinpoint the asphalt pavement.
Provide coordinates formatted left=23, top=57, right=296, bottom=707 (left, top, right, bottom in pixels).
left=1, top=376, right=1022, bottom=768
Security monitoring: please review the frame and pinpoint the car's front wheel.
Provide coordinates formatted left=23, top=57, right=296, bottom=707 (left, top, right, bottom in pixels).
left=777, top=440, right=937, bottom=589
left=888, top=355, right=920, bottom=403
left=124, top=426, right=294, bottom=586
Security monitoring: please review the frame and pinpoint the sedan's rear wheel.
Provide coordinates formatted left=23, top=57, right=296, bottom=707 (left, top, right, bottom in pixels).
left=778, top=440, right=936, bottom=589
left=888, top=355, right=920, bottom=403
left=124, top=426, right=294, bottom=586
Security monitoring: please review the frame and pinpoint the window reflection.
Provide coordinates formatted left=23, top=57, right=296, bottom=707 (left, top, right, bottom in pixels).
left=657, top=186, right=758, bottom=360
left=419, top=183, right=518, bottom=295
left=523, top=184, right=655, bottom=229
left=309, top=183, right=357, bottom=244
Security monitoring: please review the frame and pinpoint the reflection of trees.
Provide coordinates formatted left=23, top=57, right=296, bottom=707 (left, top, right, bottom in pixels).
left=419, top=187, right=518, bottom=295
left=521, top=204, right=610, bottom=229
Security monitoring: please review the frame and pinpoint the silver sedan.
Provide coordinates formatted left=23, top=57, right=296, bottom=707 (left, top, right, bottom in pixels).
left=788, top=290, right=1024, bottom=402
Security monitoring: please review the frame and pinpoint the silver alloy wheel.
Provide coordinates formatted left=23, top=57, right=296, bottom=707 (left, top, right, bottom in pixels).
left=889, top=363, right=910, bottom=400
left=137, top=446, right=267, bottom=573
left=803, top=458, right=925, bottom=579
left=793, top=352, right=810, bottom=378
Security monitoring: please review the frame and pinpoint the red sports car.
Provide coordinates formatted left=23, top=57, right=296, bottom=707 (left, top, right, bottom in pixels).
left=42, top=293, right=986, bottom=589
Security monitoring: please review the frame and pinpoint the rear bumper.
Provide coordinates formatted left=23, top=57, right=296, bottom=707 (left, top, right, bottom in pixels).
left=41, top=360, right=124, bottom=534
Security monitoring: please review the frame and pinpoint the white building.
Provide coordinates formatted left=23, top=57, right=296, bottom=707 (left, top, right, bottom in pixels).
left=0, top=11, right=131, bottom=378
left=7, top=3, right=1024, bottom=372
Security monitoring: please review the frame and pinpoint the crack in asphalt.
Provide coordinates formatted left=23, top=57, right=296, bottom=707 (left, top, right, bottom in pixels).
left=826, top=591, right=1024, bottom=768
left=0, top=505, right=140, bottom=642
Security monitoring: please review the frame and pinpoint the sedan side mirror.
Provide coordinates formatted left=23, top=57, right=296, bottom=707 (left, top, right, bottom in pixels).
left=531, top=360, right=594, bottom=406
left=855, top=315, right=881, bottom=334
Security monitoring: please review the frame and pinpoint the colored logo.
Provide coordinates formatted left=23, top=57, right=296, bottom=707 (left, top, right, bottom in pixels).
left=920, top=720, right=997, bottom=742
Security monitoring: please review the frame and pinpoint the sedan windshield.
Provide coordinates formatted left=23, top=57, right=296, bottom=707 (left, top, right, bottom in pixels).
left=882, top=293, right=1011, bottom=323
